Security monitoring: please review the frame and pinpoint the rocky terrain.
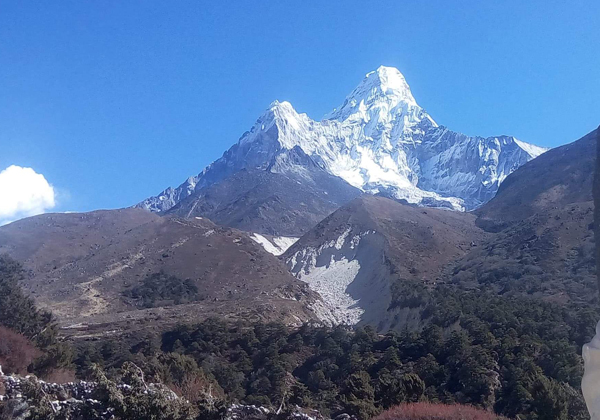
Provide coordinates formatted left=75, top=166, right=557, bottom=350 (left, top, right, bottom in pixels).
left=0, top=129, right=596, bottom=420
left=165, top=162, right=361, bottom=236
left=475, top=128, right=596, bottom=226
left=459, top=128, right=597, bottom=304
left=0, top=365, right=350, bottom=420
left=284, top=195, right=484, bottom=329
left=0, top=129, right=596, bottom=337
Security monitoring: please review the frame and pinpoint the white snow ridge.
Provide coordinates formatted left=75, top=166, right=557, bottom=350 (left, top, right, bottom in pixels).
left=138, top=65, right=547, bottom=213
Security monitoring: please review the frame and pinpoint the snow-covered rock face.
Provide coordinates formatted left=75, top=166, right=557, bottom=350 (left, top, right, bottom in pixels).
left=138, top=66, right=546, bottom=212
left=286, top=228, right=380, bottom=326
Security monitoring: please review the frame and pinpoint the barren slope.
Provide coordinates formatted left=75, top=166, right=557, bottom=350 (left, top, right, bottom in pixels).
left=0, top=209, right=320, bottom=338
left=166, top=161, right=361, bottom=236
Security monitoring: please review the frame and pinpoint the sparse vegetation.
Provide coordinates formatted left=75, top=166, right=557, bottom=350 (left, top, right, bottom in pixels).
left=0, top=251, right=595, bottom=420
left=123, top=271, right=201, bottom=308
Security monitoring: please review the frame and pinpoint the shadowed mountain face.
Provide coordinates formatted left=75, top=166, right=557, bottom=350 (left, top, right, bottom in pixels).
left=0, top=209, right=320, bottom=338
left=476, top=129, right=597, bottom=228
left=164, top=147, right=362, bottom=236
left=454, top=129, right=598, bottom=305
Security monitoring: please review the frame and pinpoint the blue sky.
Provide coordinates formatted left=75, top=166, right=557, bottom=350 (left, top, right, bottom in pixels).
left=1, top=1, right=599, bottom=215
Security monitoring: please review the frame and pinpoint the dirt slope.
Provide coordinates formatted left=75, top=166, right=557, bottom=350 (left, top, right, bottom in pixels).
left=0, top=209, right=320, bottom=338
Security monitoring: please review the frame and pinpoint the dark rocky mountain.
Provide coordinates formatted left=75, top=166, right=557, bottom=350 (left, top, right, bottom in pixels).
left=475, top=128, right=596, bottom=228
left=453, top=128, right=598, bottom=305
left=0, top=209, right=320, bottom=338
left=164, top=147, right=362, bottom=236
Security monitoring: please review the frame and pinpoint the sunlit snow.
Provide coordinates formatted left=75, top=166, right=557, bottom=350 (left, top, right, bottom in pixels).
left=139, top=65, right=547, bottom=213
left=251, top=233, right=299, bottom=256
left=287, top=228, right=373, bottom=325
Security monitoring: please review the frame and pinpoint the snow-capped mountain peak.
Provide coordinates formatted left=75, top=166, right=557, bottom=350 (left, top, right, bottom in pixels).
left=137, top=65, right=547, bottom=214
left=239, top=99, right=313, bottom=152
left=325, top=66, right=432, bottom=126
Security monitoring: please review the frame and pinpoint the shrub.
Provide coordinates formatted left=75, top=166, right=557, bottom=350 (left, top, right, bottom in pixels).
left=374, top=402, right=509, bottom=420
left=123, top=271, right=200, bottom=308
left=0, top=325, right=41, bottom=375
left=0, top=255, right=72, bottom=377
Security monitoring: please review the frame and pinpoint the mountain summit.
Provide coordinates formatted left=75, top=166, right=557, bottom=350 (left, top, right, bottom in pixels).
left=138, top=66, right=546, bottom=220
left=325, top=66, right=421, bottom=121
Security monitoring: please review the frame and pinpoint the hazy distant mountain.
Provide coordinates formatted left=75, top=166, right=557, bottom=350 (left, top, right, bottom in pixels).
left=137, top=66, right=545, bottom=231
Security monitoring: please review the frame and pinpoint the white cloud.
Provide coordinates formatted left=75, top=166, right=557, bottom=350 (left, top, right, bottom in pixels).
left=0, top=165, right=56, bottom=225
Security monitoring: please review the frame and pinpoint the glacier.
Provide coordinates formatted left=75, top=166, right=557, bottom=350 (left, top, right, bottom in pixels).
left=138, top=66, right=546, bottom=213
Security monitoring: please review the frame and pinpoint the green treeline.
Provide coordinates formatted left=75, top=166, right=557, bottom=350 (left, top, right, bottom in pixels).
left=77, top=287, right=595, bottom=420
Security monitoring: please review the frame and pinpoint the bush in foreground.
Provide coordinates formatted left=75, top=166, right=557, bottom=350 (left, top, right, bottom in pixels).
left=0, top=326, right=41, bottom=375
left=373, top=402, right=509, bottom=420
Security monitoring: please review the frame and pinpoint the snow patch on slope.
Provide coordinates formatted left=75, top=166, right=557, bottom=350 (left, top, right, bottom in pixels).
left=287, top=228, right=373, bottom=325
left=298, top=257, right=363, bottom=325
left=251, top=233, right=299, bottom=256
left=514, top=139, right=548, bottom=158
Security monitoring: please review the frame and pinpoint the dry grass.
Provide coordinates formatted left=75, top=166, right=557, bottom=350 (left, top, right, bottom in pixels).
left=373, top=403, right=510, bottom=420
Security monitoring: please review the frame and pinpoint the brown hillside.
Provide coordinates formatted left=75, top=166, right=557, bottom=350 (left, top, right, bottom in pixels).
left=0, top=209, right=319, bottom=338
